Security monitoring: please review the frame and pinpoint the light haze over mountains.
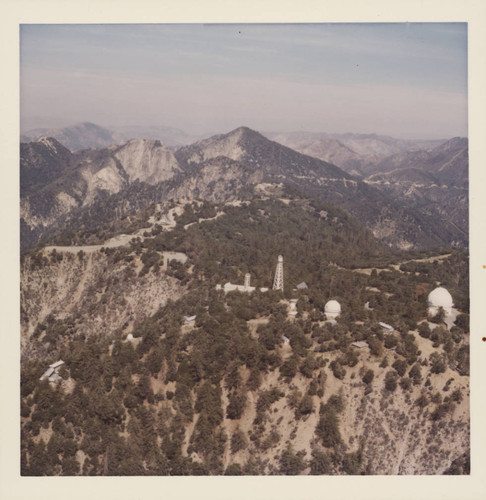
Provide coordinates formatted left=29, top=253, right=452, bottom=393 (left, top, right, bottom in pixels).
left=20, top=24, right=467, bottom=140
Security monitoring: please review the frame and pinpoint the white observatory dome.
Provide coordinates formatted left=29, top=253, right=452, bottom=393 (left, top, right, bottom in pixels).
left=325, top=300, right=341, bottom=313
left=427, top=287, right=453, bottom=308
left=427, top=287, right=453, bottom=317
left=325, top=300, right=341, bottom=318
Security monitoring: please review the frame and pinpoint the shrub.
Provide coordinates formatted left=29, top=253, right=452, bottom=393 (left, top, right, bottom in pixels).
left=409, top=363, right=422, bottom=385
left=279, top=446, right=307, bottom=475
left=431, top=401, right=453, bottom=421
left=416, top=393, right=429, bottom=408
left=429, top=352, right=447, bottom=374
left=392, top=359, right=408, bottom=377
left=295, top=393, right=313, bottom=419
left=330, top=360, right=346, bottom=380
left=399, top=377, right=412, bottom=391
left=316, top=410, right=341, bottom=448
left=226, top=392, right=246, bottom=420
left=362, top=369, right=374, bottom=385
left=450, top=388, right=463, bottom=403
left=225, top=463, right=243, bottom=475
left=384, top=371, right=398, bottom=392
left=310, top=449, right=331, bottom=474
left=300, top=354, right=318, bottom=378
left=418, top=322, right=431, bottom=339
left=384, top=334, right=398, bottom=349
left=230, top=427, right=247, bottom=453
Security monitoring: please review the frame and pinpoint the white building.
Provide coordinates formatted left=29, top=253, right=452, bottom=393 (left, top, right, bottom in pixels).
left=295, top=282, right=308, bottom=290
left=427, top=287, right=453, bottom=317
left=324, top=300, right=341, bottom=319
left=218, top=273, right=268, bottom=293
left=223, top=282, right=256, bottom=293
left=288, top=299, right=298, bottom=317
left=40, top=360, right=65, bottom=383
left=183, top=315, right=197, bottom=326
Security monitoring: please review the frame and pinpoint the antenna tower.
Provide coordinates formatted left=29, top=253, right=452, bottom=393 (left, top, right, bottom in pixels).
left=273, top=255, right=284, bottom=292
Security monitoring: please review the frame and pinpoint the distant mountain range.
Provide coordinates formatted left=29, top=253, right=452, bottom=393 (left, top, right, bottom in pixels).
left=364, top=137, right=468, bottom=238
left=20, top=123, right=126, bottom=152
left=20, top=122, right=210, bottom=151
left=20, top=125, right=468, bottom=253
left=267, top=131, right=446, bottom=177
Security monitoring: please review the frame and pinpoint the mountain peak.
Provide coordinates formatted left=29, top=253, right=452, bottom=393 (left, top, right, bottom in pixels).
left=35, top=136, right=70, bottom=155
left=72, top=121, right=104, bottom=129
left=227, top=126, right=265, bottom=140
left=21, top=123, right=125, bottom=151
left=114, top=137, right=181, bottom=184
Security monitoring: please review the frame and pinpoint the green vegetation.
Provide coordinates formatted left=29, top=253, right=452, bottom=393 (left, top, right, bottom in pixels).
left=20, top=196, right=470, bottom=476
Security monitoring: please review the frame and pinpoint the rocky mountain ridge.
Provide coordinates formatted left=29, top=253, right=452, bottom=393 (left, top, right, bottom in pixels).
left=20, top=127, right=468, bottom=253
left=267, top=131, right=446, bottom=177
left=364, top=138, right=468, bottom=237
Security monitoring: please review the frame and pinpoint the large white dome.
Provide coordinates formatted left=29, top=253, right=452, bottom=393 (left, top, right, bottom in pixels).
left=325, top=300, right=341, bottom=314
left=427, top=287, right=453, bottom=308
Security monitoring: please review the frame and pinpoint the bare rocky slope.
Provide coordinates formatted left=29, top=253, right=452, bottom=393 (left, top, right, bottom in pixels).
left=21, top=246, right=186, bottom=360
left=20, top=127, right=468, bottom=253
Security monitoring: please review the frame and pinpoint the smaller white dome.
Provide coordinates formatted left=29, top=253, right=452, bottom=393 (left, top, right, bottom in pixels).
left=427, top=287, right=453, bottom=308
left=126, top=333, right=134, bottom=341
left=325, top=300, right=341, bottom=314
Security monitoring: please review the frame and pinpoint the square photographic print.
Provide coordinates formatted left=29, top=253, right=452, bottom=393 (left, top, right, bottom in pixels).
left=19, top=23, right=470, bottom=477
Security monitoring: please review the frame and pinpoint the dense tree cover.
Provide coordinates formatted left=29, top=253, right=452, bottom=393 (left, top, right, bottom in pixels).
left=399, top=252, right=469, bottom=313
left=316, top=395, right=343, bottom=448
left=145, top=197, right=394, bottom=291
left=21, top=195, right=469, bottom=476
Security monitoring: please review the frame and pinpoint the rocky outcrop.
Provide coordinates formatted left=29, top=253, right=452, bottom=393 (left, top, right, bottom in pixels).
left=114, top=139, right=182, bottom=184
left=20, top=247, right=185, bottom=358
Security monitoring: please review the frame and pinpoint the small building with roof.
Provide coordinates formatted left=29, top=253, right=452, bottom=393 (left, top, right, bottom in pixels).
left=184, top=315, right=197, bottom=326
left=288, top=299, right=298, bottom=317
left=219, top=273, right=268, bottom=293
left=40, top=360, right=65, bottom=383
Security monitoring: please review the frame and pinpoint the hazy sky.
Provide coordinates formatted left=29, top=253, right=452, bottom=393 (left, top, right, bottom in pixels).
left=20, top=23, right=468, bottom=139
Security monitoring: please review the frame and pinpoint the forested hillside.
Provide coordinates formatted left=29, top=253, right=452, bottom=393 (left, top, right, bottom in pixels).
left=20, top=197, right=470, bottom=476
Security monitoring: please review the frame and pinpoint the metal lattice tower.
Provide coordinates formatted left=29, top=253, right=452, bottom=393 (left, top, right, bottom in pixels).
left=272, top=255, right=284, bottom=292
